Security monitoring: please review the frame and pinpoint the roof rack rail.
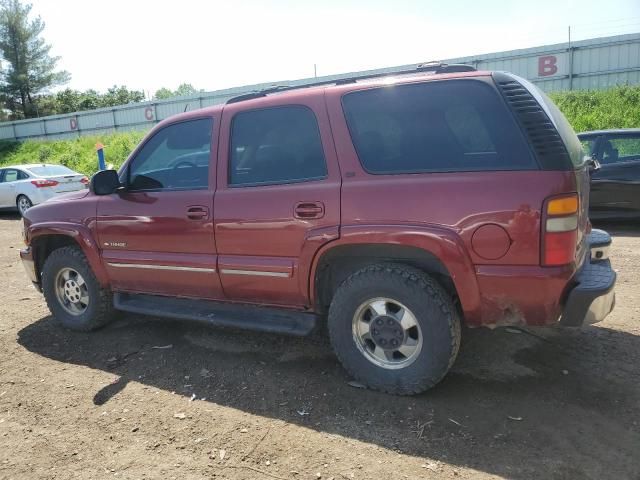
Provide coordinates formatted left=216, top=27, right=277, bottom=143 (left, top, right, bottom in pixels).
left=225, top=62, right=476, bottom=104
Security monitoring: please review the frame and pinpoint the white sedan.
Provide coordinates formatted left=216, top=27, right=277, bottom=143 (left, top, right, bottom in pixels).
left=0, top=164, right=89, bottom=216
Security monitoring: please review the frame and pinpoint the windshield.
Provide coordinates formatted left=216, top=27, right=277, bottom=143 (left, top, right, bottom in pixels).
left=26, top=165, right=76, bottom=176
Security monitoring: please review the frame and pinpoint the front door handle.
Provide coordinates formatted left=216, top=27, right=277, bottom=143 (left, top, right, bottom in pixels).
left=187, top=206, right=209, bottom=220
left=294, top=201, right=325, bottom=219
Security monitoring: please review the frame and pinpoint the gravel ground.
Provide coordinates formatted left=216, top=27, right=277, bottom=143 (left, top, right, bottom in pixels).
left=0, top=214, right=638, bottom=480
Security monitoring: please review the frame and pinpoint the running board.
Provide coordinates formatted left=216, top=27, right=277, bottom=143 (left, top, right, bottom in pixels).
left=113, top=293, right=317, bottom=336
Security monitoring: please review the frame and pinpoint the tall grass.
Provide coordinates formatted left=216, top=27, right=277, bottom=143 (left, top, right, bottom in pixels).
left=0, top=85, right=638, bottom=175
left=0, top=131, right=146, bottom=175
left=548, top=85, right=640, bottom=132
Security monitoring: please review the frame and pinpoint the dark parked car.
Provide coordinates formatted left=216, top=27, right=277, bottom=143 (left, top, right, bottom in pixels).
left=20, top=67, right=616, bottom=395
left=578, top=129, right=640, bottom=220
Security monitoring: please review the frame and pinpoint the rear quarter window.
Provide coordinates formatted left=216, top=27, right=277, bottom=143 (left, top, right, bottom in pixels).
left=342, top=79, right=537, bottom=174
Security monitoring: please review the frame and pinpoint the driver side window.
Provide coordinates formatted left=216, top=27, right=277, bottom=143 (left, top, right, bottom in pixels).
left=128, top=118, right=213, bottom=191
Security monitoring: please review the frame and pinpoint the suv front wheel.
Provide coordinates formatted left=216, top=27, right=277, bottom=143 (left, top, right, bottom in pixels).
left=328, top=263, right=461, bottom=395
left=42, top=246, right=116, bottom=331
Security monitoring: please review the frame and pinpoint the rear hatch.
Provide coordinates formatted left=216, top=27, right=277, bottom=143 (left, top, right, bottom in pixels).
left=493, top=73, right=590, bottom=267
left=535, top=83, right=591, bottom=266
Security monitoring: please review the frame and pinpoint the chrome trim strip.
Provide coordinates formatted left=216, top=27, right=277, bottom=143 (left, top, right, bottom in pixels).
left=220, top=268, right=290, bottom=278
left=107, top=263, right=215, bottom=273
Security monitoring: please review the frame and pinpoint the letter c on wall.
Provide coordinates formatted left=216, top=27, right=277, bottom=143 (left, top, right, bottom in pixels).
left=144, top=107, right=154, bottom=121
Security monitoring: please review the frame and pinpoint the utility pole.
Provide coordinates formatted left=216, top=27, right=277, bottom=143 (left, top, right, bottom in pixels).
left=568, top=25, right=574, bottom=91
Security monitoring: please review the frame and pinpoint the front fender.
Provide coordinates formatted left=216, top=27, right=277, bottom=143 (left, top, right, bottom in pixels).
left=308, top=224, right=482, bottom=324
left=29, top=222, right=109, bottom=287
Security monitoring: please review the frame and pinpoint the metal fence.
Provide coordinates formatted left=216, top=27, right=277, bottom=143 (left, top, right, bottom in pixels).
left=1, top=32, right=638, bottom=142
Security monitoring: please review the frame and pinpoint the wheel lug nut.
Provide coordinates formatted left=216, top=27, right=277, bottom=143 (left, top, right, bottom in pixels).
left=376, top=319, right=383, bottom=325
left=388, top=319, right=394, bottom=325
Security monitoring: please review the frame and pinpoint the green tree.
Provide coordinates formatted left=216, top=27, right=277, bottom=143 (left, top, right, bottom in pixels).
left=0, top=0, right=69, bottom=118
left=100, top=85, right=144, bottom=107
left=153, top=87, right=173, bottom=100
left=174, top=83, right=198, bottom=96
left=154, top=83, right=200, bottom=100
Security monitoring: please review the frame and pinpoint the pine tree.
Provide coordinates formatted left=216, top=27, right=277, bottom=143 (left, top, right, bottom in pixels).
left=0, top=0, right=69, bottom=118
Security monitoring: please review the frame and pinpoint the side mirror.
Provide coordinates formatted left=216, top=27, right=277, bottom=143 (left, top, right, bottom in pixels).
left=586, top=156, right=601, bottom=175
left=90, top=170, right=122, bottom=195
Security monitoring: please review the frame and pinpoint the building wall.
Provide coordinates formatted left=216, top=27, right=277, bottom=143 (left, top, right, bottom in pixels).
left=1, top=33, right=638, bottom=142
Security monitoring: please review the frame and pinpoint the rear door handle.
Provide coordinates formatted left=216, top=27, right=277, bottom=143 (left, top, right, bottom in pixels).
left=294, top=201, right=325, bottom=219
left=187, top=206, right=209, bottom=220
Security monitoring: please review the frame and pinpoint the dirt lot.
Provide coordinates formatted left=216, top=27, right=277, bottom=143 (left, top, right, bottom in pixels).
left=0, top=214, right=639, bottom=480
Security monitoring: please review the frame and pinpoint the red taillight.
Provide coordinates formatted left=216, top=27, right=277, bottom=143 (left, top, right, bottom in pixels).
left=544, top=230, right=578, bottom=266
left=80, top=176, right=89, bottom=185
left=542, top=193, right=579, bottom=266
left=31, top=179, right=59, bottom=188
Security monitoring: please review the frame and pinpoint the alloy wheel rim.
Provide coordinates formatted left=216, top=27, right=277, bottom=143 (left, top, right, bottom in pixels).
left=54, top=267, right=89, bottom=315
left=352, top=297, right=423, bottom=370
left=18, top=197, right=31, bottom=215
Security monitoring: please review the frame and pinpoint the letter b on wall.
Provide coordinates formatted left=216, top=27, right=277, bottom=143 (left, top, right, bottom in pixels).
left=538, top=55, right=558, bottom=76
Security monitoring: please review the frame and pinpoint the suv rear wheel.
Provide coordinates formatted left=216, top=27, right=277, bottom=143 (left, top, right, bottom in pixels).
left=42, top=246, right=116, bottom=331
left=328, top=263, right=461, bottom=395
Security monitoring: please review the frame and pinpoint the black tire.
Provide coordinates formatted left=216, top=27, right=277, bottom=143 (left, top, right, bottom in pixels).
left=16, top=195, right=32, bottom=217
left=42, top=246, right=116, bottom=331
left=328, top=263, right=461, bottom=395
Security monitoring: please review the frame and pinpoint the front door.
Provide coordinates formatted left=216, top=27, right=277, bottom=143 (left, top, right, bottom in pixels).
left=214, top=99, right=341, bottom=307
left=96, top=117, right=224, bottom=299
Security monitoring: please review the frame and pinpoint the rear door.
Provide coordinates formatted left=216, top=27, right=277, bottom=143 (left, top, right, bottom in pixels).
left=0, top=168, right=27, bottom=207
left=96, top=117, right=224, bottom=299
left=590, top=133, right=640, bottom=218
left=214, top=96, right=341, bottom=307
left=0, top=169, right=8, bottom=206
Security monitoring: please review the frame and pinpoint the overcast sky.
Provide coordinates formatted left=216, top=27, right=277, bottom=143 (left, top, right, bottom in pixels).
left=28, top=0, right=640, bottom=97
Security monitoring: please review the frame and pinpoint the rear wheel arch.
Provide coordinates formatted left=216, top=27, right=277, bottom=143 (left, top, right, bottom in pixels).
left=314, top=243, right=460, bottom=315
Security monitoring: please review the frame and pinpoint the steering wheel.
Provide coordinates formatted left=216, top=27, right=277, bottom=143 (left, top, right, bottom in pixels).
left=173, top=160, right=197, bottom=170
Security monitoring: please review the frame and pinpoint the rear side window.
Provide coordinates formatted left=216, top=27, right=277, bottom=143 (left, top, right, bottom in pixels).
left=342, top=80, right=536, bottom=174
left=580, top=137, right=596, bottom=156
left=229, top=106, right=327, bottom=186
left=599, top=135, right=640, bottom=165
left=1, top=169, right=26, bottom=182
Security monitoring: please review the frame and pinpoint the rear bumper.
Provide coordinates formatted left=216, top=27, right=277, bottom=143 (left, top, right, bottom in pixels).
left=559, top=229, right=616, bottom=326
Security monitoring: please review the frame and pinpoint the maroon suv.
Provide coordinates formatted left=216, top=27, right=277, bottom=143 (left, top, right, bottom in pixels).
left=19, top=65, right=616, bottom=395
